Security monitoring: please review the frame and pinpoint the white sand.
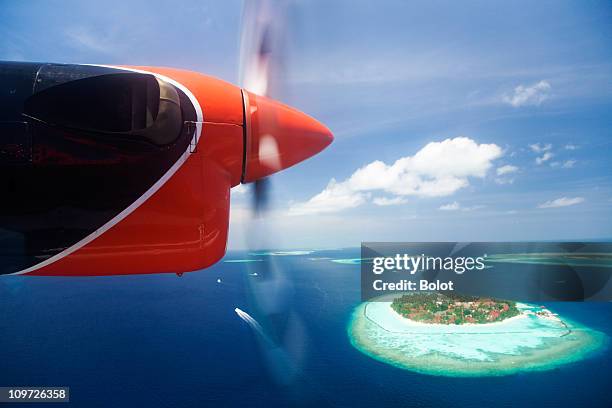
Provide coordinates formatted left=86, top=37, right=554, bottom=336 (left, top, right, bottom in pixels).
left=348, top=298, right=607, bottom=377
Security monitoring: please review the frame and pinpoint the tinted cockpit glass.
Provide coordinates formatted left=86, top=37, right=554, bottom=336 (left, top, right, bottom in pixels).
left=25, top=73, right=160, bottom=132
left=24, top=73, right=182, bottom=146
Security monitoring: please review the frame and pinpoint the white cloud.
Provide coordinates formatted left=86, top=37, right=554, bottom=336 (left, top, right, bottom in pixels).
left=503, top=81, right=551, bottom=107
left=494, top=165, right=517, bottom=184
left=496, top=165, right=518, bottom=176
left=529, top=143, right=552, bottom=153
left=495, top=177, right=514, bottom=185
left=289, top=137, right=502, bottom=215
left=538, top=196, right=585, bottom=209
left=562, top=160, right=576, bottom=169
left=439, top=201, right=460, bottom=211
left=565, top=144, right=578, bottom=150
left=536, top=151, right=554, bottom=165
left=373, top=197, right=408, bottom=206
left=288, top=179, right=369, bottom=216
left=439, top=202, right=484, bottom=211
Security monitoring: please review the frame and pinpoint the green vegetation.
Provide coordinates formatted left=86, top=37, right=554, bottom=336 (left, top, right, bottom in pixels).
left=390, top=293, right=520, bottom=325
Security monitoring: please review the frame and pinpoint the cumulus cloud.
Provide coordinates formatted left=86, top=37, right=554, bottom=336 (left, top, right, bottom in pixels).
left=538, top=196, right=584, bottom=209
left=289, top=137, right=502, bottom=215
left=439, top=201, right=460, bottom=211
left=496, top=165, right=518, bottom=176
left=529, top=143, right=552, bottom=153
left=495, top=177, right=514, bottom=185
left=373, top=197, right=408, bottom=206
left=536, top=151, right=554, bottom=165
left=288, top=179, right=368, bottom=216
left=503, top=81, right=551, bottom=107
left=494, top=165, right=518, bottom=184
left=439, top=202, right=484, bottom=211
left=528, top=143, right=554, bottom=165
left=562, top=160, right=576, bottom=169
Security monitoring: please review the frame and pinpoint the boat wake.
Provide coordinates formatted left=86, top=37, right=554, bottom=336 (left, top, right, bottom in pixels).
left=234, top=308, right=264, bottom=334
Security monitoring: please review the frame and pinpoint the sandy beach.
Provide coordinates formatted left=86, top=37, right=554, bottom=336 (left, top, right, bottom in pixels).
left=349, top=298, right=607, bottom=377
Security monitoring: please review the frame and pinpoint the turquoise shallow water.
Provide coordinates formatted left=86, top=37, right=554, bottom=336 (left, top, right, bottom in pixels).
left=349, top=297, right=608, bottom=376
left=248, top=250, right=315, bottom=256
left=485, top=253, right=612, bottom=268
left=330, top=257, right=374, bottom=265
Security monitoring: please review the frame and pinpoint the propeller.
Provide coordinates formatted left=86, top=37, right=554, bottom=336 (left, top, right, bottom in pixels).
left=236, top=0, right=307, bottom=386
left=239, top=0, right=290, bottom=214
left=238, top=0, right=289, bottom=102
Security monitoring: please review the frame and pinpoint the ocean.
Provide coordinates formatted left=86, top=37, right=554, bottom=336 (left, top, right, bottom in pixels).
left=1, top=248, right=611, bottom=407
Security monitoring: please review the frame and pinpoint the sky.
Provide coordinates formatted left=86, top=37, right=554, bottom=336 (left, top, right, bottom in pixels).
left=1, top=0, right=611, bottom=249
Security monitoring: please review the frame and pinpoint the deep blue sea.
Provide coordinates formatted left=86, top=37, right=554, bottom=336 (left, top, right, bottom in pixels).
left=1, top=248, right=611, bottom=407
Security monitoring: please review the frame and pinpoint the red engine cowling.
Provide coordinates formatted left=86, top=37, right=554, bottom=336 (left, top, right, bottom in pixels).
left=0, top=63, right=332, bottom=276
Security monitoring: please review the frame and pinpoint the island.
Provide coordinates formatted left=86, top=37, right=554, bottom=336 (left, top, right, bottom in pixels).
left=390, top=293, right=520, bottom=325
left=348, top=293, right=607, bottom=377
